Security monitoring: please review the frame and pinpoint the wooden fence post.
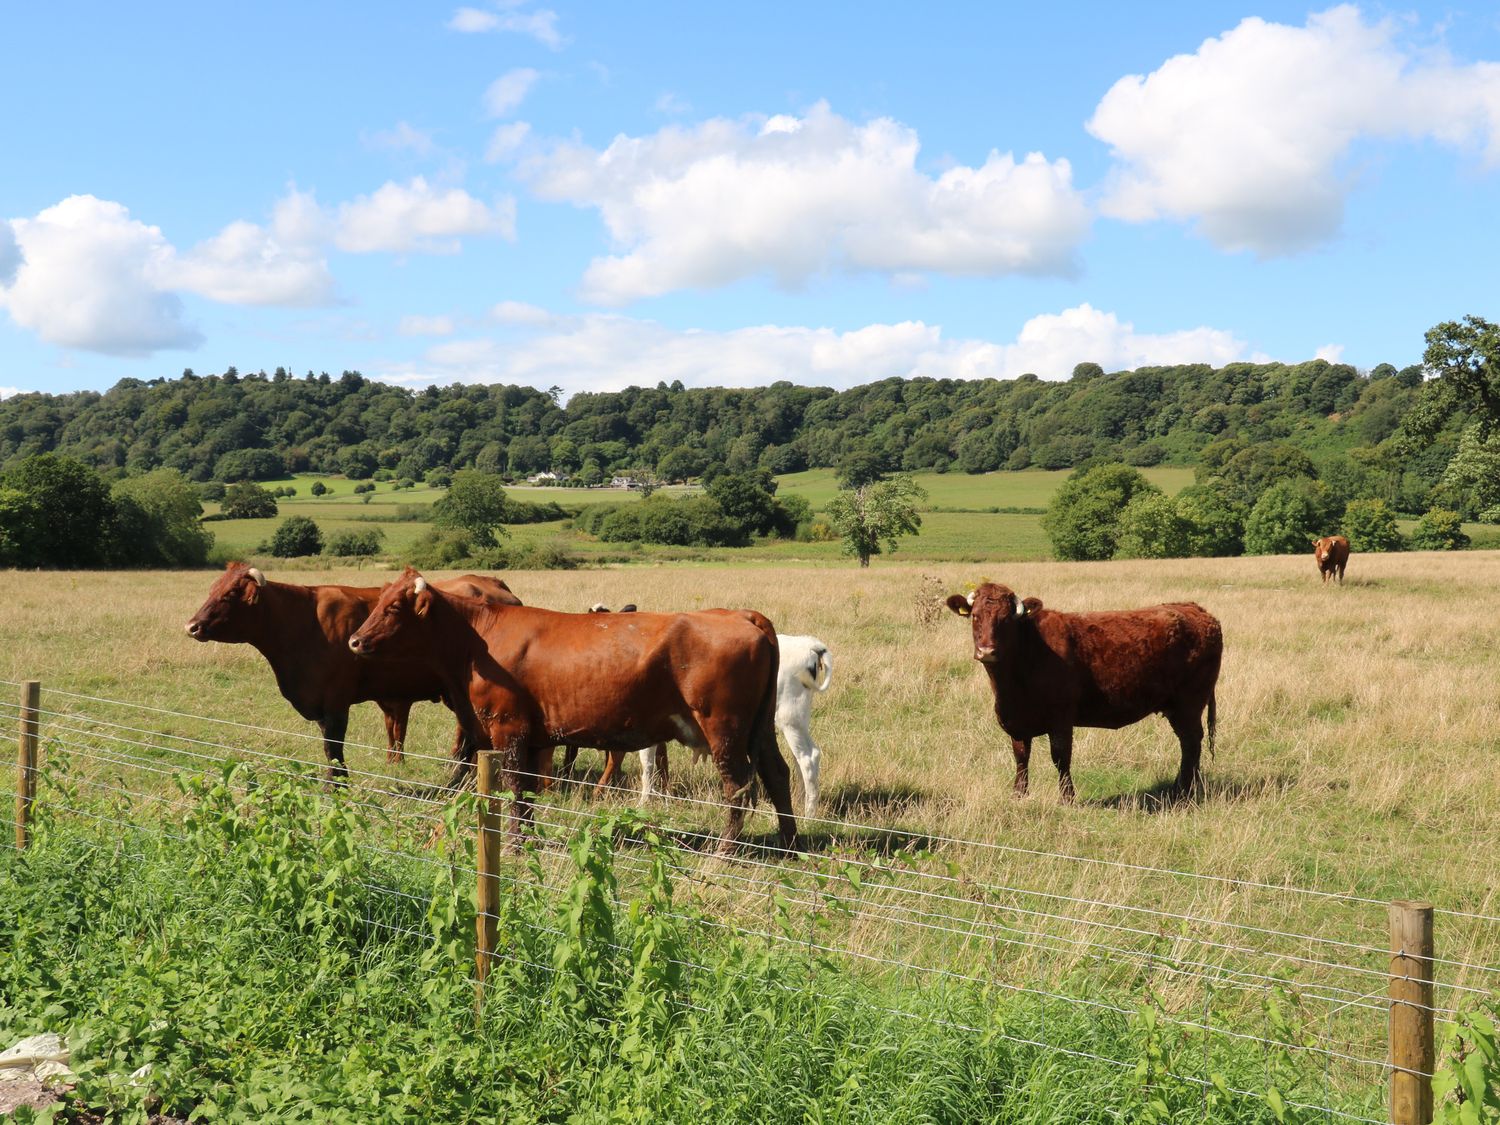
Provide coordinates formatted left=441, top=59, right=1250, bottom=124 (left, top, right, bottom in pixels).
left=1390, top=900, right=1435, bottom=1125
left=474, top=749, right=502, bottom=1020
left=15, top=680, right=39, bottom=850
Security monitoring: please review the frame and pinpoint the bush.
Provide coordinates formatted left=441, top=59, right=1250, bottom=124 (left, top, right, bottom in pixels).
left=222, top=481, right=278, bottom=520
left=1043, top=464, right=1161, bottom=561
left=407, top=527, right=475, bottom=568
left=1172, top=484, right=1246, bottom=557
left=215, top=448, right=285, bottom=482
left=396, top=478, right=417, bottom=490
left=1341, top=499, right=1403, bottom=553
left=199, top=480, right=227, bottom=502
left=1244, top=480, right=1330, bottom=555
left=352, top=482, right=376, bottom=495
left=310, top=480, right=328, bottom=497
left=426, top=468, right=453, bottom=489
left=1116, top=493, right=1191, bottom=559
left=432, top=470, right=510, bottom=547
left=326, top=528, right=384, bottom=557
left=1410, top=509, right=1470, bottom=551
left=269, top=515, right=324, bottom=557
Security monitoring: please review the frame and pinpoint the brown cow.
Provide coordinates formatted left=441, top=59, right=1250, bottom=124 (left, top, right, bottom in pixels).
left=947, top=583, right=1222, bottom=801
left=1313, top=535, right=1349, bottom=584
left=346, top=568, right=797, bottom=852
left=185, top=563, right=521, bottom=782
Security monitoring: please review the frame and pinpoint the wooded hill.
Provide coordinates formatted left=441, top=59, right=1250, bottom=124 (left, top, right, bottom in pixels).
left=0, top=358, right=1468, bottom=513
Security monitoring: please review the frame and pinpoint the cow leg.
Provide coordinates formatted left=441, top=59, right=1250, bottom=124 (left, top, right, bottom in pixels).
left=638, top=744, right=668, bottom=805
left=382, top=700, right=413, bottom=764
left=595, top=750, right=626, bottom=795
left=708, top=740, right=756, bottom=855
left=1010, top=737, right=1032, bottom=796
left=1167, top=708, right=1205, bottom=798
left=560, top=745, right=579, bottom=779
left=319, top=710, right=351, bottom=788
left=490, top=727, right=536, bottom=847
left=754, top=736, right=799, bottom=851
left=779, top=720, right=822, bottom=820
left=1337, top=563, right=1346, bottom=585
left=1048, top=729, right=1075, bottom=804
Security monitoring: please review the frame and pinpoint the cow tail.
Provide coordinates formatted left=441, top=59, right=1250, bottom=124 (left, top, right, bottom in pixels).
left=1207, top=691, right=1217, bottom=759
left=813, top=644, right=833, bottom=692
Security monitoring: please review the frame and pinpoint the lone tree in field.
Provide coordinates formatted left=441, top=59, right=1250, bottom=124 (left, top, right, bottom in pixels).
left=825, top=475, right=926, bottom=567
left=432, top=470, right=510, bottom=548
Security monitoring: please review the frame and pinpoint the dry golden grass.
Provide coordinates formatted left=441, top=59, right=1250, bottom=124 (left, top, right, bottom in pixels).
left=3, top=552, right=1499, bottom=1059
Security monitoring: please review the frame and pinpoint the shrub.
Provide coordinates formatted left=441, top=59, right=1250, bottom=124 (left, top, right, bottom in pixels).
left=1244, top=480, right=1329, bottom=555
left=310, top=480, right=328, bottom=497
left=1043, top=464, right=1161, bottom=561
left=199, top=480, right=227, bottom=502
left=326, top=528, right=384, bottom=557
left=352, top=482, right=376, bottom=495
left=269, top=515, right=324, bottom=557
left=426, top=468, right=453, bottom=489
left=1341, top=499, right=1404, bottom=553
left=215, top=448, right=285, bottom=482
left=1410, top=509, right=1470, bottom=551
left=432, top=470, right=510, bottom=547
left=1173, top=483, right=1246, bottom=557
left=1116, top=493, right=1192, bottom=559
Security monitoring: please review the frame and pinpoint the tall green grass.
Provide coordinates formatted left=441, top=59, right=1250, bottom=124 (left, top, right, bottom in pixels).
left=0, top=763, right=1398, bottom=1123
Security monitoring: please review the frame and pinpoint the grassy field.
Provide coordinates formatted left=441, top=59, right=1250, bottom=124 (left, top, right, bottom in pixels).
left=6, top=553, right=1500, bottom=1116
left=774, top=466, right=1195, bottom=510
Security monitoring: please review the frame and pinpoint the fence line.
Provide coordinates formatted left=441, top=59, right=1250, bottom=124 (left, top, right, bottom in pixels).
left=15, top=684, right=1497, bottom=1123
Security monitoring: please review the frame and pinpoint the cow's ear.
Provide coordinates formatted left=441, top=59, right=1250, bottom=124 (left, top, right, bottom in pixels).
left=241, top=570, right=264, bottom=605
left=1021, top=596, right=1043, bottom=616
left=946, top=593, right=973, bottom=618
left=413, top=579, right=433, bottom=618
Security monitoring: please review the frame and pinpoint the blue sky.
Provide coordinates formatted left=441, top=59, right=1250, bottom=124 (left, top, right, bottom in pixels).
left=3, top=2, right=1499, bottom=400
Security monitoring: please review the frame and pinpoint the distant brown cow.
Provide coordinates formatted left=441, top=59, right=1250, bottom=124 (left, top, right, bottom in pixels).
left=947, top=583, right=1222, bottom=801
left=1313, top=535, right=1349, bottom=584
left=185, top=563, right=521, bottom=782
left=347, top=569, right=797, bottom=851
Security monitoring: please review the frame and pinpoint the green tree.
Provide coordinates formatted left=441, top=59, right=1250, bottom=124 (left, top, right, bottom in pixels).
left=0, top=453, right=116, bottom=567
left=310, top=480, right=328, bottom=496
left=1244, top=480, right=1330, bottom=556
left=1409, top=509, right=1470, bottom=551
left=432, top=470, right=510, bottom=548
left=1205, top=442, right=1318, bottom=509
left=836, top=449, right=887, bottom=490
left=1400, top=315, right=1500, bottom=449
left=269, top=515, right=324, bottom=557
left=222, top=481, right=278, bottom=520
left=1116, top=492, right=1191, bottom=559
left=1341, top=499, right=1403, bottom=553
left=1173, top=483, right=1246, bottom=557
left=112, top=469, right=214, bottom=565
left=706, top=470, right=780, bottom=538
left=825, top=475, right=926, bottom=567
left=1043, top=463, right=1161, bottom=561
left=657, top=447, right=705, bottom=483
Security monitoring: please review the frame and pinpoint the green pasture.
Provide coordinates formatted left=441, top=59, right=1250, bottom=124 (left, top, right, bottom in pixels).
left=775, top=466, right=1196, bottom=510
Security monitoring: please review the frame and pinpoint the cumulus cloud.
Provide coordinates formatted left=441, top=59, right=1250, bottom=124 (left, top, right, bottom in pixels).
left=0, top=387, right=25, bottom=400
left=1088, top=5, right=1500, bottom=255
left=447, top=5, right=563, bottom=49
left=484, top=68, right=538, bottom=117
left=376, top=303, right=1247, bottom=393
left=333, top=177, right=516, bottom=253
left=0, top=220, right=19, bottom=286
left=0, top=195, right=202, bottom=356
left=167, top=219, right=334, bottom=306
left=519, top=101, right=1090, bottom=304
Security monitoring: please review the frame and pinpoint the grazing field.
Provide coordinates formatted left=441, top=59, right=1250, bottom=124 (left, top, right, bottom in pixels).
left=774, top=466, right=1195, bottom=510
left=4, top=553, right=1499, bottom=1119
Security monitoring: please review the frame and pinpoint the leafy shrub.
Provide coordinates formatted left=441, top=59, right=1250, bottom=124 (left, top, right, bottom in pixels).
left=1043, top=464, right=1160, bottom=561
left=269, top=515, right=324, bottom=557
left=1244, top=480, right=1334, bottom=555
left=199, top=480, right=227, bottom=502
left=1173, top=483, right=1246, bottom=557
left=215, top=448, right=285, bottom=482
left=1341, top=498, right=1403, bottom=553
left=426, top=468, right=453, bottom=489
left=1116, top=493, right=1191, bottom=559
left=1409, top=509, right=1470, bottom=551
left=352, top=481, right=376, bottom=495
left=326, top=528, right=384, bottom=557
left=310, top=480, right=328, bottom=496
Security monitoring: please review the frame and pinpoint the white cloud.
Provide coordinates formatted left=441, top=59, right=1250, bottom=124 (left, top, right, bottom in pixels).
left=484, top=68, right=538, bottom=117
left=0, top=220, right=19, bottom=286
left=376, top=303, right=1248, bottom=393
left=655, top=92, right=691, bottom=115
left=447, top=5, right=563, bottom=49
left=1315, top=343, right=1346, bottom=363
left=366, top=121, right=437, bottom=157
left=0, top=195, right=201, bottom=356
left=399, top=314, right=456, bottom=336
left=334, top=177, right=516, bottom=253
left=1088, top=5, right=1500, bottom=255
left=485, top=121, right=532, bottom=163
left=167, top=219, right=334, bottom=306
left=0, top=386, right=25, bottom=400
left=520, top=101, right=1090, bottom=304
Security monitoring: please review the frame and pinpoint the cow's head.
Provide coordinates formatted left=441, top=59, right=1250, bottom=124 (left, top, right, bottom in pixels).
left=185, top=562, right=267, bottom=642
left=348, top=566, right=432, bottom=658
left=946, top=582, right=1038, bottom=664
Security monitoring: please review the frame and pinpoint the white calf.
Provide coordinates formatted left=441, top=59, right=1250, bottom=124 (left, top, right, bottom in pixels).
left=638, top=633, right=832, bottom=817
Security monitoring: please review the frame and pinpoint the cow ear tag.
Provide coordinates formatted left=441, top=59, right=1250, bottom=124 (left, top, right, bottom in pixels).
left=945, top=593, right=973, bottom=618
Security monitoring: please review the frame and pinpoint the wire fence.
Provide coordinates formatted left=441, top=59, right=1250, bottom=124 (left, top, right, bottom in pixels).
left=5, top=677, right=1497, bottom=1123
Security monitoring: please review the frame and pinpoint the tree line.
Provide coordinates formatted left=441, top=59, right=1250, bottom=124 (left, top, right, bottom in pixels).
left=1, top=347, right=1491, bottom=519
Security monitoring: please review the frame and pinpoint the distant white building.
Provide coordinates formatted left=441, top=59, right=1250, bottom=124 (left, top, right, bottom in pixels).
left=526, top=470, right=568, bottom=485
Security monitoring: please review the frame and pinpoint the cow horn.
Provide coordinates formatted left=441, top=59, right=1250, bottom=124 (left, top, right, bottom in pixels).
left=965, top=591, right=975, bottom=607
left=247, top=567, right=265, bottom=586
left=1014, top=596, right=1027, bottom=617
left=414, top=576, right=427, bottom=594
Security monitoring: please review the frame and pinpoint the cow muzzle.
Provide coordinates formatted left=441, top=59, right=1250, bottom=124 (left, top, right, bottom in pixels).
left=347, top=635, right=367, bottom=655
left=975, top=645, right=997, bottom=663
left=185, top=620, right=206, bottom=640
